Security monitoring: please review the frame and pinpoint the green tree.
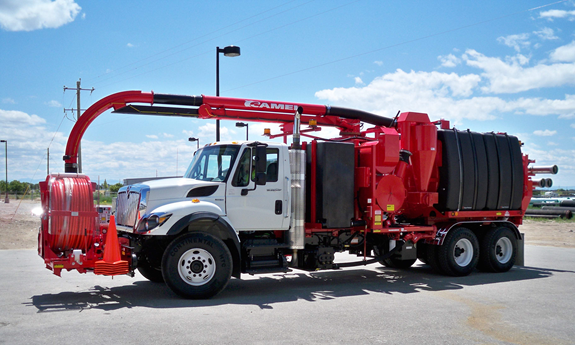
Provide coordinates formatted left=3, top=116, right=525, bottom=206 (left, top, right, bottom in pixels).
left=109, top=183, right=124, bottom=193
left=9, top=180, right=24, bottom=194
left=103, top=179, right=109, bottom=190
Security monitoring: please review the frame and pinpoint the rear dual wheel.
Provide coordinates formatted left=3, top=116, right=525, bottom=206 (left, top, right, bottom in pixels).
left=427, top=226, right=517, bottom=276
left=478, top=227, right=517, bottom=273
left=430, top=227, right=479, bottom=276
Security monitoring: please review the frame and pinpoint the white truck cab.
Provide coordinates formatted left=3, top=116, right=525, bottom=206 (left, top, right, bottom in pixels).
left=116, top=141, right=291, bottom=236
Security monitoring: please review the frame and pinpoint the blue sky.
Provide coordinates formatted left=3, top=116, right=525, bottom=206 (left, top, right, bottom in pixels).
left=0, top=0, right=574, bottom=187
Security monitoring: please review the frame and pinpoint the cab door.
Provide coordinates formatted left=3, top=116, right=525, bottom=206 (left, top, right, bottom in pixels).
left=226, top=146, right=288, bottom=231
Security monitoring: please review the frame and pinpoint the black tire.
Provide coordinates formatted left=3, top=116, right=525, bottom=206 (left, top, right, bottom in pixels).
left=137, top=262, right=164, bottom=283
left=495, top=135, right=512, bottom=209
left=471, top=132, right=488, bottom=210
left=478, top=227, right=517, bottom=273
left=438, top=227, right=479, bottom=276
left=425, top=244, right=445, bottom=274
left=459, top=131, right=475, bottom=210
left=162, top=232, right=232, bottom=299
left=437, top=130, right=460, bottom=211
left=382, top=257, right=417, bottom=269
left=483, top=133, right=499, bottom=210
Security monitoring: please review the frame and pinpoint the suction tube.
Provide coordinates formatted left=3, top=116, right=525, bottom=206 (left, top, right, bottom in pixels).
left=327, top=106, right=395, bottom=127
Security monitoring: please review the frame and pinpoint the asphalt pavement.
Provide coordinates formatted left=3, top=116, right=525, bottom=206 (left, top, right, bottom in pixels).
left=0, top=245, right=573, bottom=345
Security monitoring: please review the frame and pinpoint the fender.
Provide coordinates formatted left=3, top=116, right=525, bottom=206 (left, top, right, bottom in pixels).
left=430, top=220, right=522, bottom=246
left=167, top=211, right=241, bottom=278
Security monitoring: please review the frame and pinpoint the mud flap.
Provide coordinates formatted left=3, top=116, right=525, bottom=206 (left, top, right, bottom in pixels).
left=515, top=233, right=524, bottom=266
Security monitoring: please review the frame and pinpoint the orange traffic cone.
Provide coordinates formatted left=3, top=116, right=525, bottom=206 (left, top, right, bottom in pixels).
left=94, top=215, right=129, bottom=276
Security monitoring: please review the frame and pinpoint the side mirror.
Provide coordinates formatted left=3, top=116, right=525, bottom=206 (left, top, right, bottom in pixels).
left=254, top=146, right=267, bottom=174
left=255, top=172, right=266, bottom=186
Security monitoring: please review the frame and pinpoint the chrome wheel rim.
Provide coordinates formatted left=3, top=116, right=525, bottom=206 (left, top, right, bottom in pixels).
left=453, top=238, right=473, bottom=267
left=177, top=248, right=216, bottom=286
left=495, top=237, right=513, bottom=264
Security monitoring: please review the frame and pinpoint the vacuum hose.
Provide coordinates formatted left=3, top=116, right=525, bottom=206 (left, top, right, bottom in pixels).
left=46, top=174, right=96, bottom=252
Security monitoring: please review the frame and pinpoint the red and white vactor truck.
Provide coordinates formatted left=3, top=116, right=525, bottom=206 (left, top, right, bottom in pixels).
left=38, top=90, right=558, bottom=298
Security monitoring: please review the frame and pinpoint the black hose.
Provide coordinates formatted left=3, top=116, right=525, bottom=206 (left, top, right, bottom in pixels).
left=333, top=244, right=402, bottom=268
left=153, top=94, right=203, bottom=106
left=327, top=106, right=395, bottom=127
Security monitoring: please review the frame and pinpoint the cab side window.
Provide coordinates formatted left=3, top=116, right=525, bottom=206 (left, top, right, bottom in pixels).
left=259, top=149, right=278, bottom=183
left=232, top=149, right=251, bottom=187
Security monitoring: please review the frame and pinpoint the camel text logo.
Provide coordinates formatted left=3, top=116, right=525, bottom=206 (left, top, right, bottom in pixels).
left=244, top=100, right=298, bottom=111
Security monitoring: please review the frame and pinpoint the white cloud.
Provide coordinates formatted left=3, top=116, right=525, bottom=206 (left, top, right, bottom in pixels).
left=354, top=77, right=364, bottom=85
left=550, top=41, right=575, bottom=62
left=548, top=142, right=559, bottom=146
left=314, top=64, right=574, bottom=126
left=197, top=123, right=231, bottom=142
left=0, top=0, right=81, bottom=32
left=162, top=133, right=174, bottom=138
left=539, top=9, right=576, bottom=21
left=127, top=43, right=135, bottom=48
left=507, top=94, right=574, bottom=118
left=438, top=54, right=461, bottom=68
left=497, top=33, right=530, bottom=52
left=145, top=134, right=158, bottom=139
left=2, top=98, right=15, bottom=104
left=0, top=108, right=46, bottom=126
left=533, top=129, right=557, bottom=136
left=374, top=61, right=383, bottom=66
left=463, top=49, right=575, bottom=93
left=533, top=27, right=558, bottom=40
left=315, top=69, right=490, bottom=123
left=45, top=100, right=61, bottom=107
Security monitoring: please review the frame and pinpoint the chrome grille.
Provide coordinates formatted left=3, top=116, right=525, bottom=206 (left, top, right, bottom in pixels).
left=116, top=191, right=141, bottom=228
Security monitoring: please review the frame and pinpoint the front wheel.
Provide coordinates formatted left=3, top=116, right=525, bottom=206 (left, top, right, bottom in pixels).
left=437, top=227, right=479, bottom=276
left=478, top=227, right=517, bottom=273
left=162, top=232, right=232, bottom=299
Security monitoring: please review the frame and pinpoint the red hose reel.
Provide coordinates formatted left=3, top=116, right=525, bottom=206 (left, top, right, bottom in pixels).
left=38, top=174, right=129, bottom=277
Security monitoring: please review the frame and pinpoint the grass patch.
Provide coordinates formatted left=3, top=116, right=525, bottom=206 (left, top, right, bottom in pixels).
left=94, top=195, right=113, bottom=205
left=524, top=217, right=574, bottom=223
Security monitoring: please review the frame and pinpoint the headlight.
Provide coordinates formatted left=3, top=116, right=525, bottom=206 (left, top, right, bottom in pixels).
left=136, top=213, right=172, bottom=233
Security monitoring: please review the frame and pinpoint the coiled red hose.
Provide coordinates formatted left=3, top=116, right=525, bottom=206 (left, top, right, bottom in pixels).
left=48, top=175, right=95, bottom=252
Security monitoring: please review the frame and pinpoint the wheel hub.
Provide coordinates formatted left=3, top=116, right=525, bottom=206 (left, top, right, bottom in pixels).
left=455, top=247, right=465, bottom=257
left=495, top=237, right=513, bottom=264
left=190, top=260, right=204, bottom=274
left=453, top=238, right=474, bottom=267
left=177, top=248, right=216, bottom=286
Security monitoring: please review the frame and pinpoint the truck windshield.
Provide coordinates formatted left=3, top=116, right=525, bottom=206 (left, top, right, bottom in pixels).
left=184, top=145, right=240, bottom=182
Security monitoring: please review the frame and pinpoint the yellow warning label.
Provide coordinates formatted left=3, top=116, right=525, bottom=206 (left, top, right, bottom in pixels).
left=373, top=229, right=381, bottom=233
left=496, top=212, right=502, bottom=216
left=387, top=205, right=395, bottom=212
left=374, top=223, right=382, bottom=227
left=374, top=215, right=382, bottom=222
left=54, top=264, right=64, bottom=268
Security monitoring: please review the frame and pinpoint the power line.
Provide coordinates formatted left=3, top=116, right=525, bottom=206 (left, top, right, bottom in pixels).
left=86, top=0, right=312, bottom=87
left=224, top=0, right=571, bottom=92
left=95, top=0, right=359, bottom=90
left=63, top=79, right=94, bottom=173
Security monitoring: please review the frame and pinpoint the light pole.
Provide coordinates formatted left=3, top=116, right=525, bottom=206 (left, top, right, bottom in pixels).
left=0, top=140, right=7, bottom=203
left=188, top=137, right=199, bottom=151
left=236, top=122, right=248, bottom=141
left=216, top=45, right=241, bottom=142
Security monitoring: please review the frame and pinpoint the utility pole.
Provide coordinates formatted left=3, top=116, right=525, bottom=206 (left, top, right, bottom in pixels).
left=47, top=148, right=49, bottom=175
left=64, top=79, right=94, bottom=173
